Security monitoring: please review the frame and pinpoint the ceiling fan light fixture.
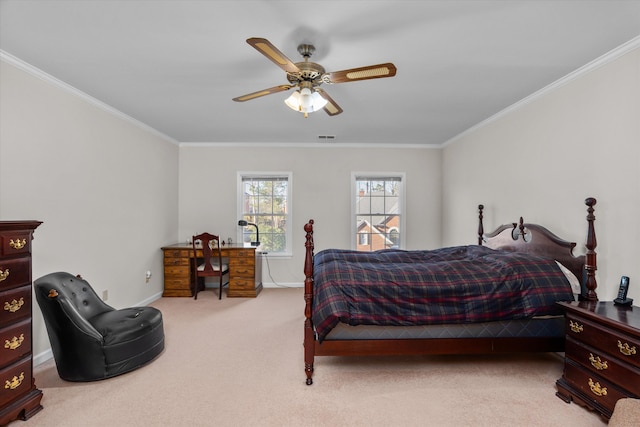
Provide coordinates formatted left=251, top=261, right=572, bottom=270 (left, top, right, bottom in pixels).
left=284, top=88, right=327, bottom=117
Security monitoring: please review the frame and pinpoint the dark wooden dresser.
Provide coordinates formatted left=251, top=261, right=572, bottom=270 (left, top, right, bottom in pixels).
left=556, top=301, right=640, bottom=419
left=0, top=221, right=43, bottom=424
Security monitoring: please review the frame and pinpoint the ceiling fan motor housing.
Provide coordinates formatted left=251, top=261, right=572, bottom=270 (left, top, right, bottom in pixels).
left=287, top=61, right=326, bottom=85
left=285, top=43, right=326, bottom=85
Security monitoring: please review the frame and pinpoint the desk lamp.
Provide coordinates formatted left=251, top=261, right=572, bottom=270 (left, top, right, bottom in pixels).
left=238, top=220, right=260, bottom=246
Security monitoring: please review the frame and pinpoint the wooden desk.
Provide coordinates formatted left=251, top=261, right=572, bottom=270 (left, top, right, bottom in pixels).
left=161, top=244, right=262, bottom=298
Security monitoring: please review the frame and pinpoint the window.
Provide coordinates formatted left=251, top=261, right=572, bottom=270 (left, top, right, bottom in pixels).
left=353, top=173, right=404, bottom=251
left=358, top=233, right=368, bottom=246
left=238, top=173, right=291, bottom=255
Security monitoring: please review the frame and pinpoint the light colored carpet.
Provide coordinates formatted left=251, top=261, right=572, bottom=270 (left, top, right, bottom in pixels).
left=18, top=288, right=606, bottom=427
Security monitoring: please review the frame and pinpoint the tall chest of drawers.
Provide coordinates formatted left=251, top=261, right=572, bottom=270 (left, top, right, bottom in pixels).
left=0, top=221, right=43, bottom=424
left=556, top=301, right=640, bottom=419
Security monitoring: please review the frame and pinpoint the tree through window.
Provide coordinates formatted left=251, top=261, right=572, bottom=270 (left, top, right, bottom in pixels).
left=238, top=173, right=291, bottom=254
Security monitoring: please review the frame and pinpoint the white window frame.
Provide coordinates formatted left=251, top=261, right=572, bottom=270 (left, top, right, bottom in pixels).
left=237, top=171, right=293, bottom=257
left=351, top=172, right=406, bottom=251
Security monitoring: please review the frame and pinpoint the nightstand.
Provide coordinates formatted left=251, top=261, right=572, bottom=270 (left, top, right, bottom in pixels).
left=556, top=301, right=640, bottom=419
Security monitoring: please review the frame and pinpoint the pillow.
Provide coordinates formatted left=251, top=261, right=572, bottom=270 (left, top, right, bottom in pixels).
left=555, top=261, right=581, bottom=295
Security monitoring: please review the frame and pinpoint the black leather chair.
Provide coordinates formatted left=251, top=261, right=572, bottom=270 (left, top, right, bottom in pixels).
left=34, top=272, right=164, bottom=382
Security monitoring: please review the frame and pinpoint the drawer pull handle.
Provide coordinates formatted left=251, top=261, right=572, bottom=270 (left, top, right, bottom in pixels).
left=618, top=340, right=637, bottom=356
left=589, top=353, right=608, bottom=370
left=3, top=298, right=24, bottom=313
left=588, top=378, right=607, bottom=397
left=4, top=334, right=24, bottom=350
left=9, top=238, right=26, bottom=250
left=569, top=320, right=583, bottom=333
left=4, top=372, right=25, bottom=390
left=0, top=269, right=9, bottom=282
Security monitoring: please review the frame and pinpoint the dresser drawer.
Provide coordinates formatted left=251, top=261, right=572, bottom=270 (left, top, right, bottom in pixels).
left=234, top=249, right=254, bottom=258
left=0, top=231, right=32, bottom=257
left=0, top=319, right=31, bottom=366
left=229, top=257, right=255, bottom=268
left=0, top=257, right=31, bottom=291
left=566, top=338, right=640, bottom=395
left=164, top=256, right=190, bottom=266
left=164, top=265, right=190, bottom=277
left=230, top=250, right=255, bottom=265
left=231, top=266, right=254, bottom=277
left=163, top=276, right=191, bottom=289
left=163, top=249, right=190, bottom=259
left=563, top=359, right=630, bottom=414
left=0, top=356, right=33, bottom=407
left=230, top=278, right=255, bottom=290
left=0, top=286, right=32, bottom=324
left=566, top=314, right=640, bottom=369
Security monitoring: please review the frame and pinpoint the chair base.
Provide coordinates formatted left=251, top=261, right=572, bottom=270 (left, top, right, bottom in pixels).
left=58, top=309, right=165, bottom=382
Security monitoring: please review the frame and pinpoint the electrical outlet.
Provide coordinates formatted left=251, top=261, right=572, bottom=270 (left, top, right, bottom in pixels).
left=145, top=270, right=152, bottom=283
left=102, top=290, right=108, bottom=301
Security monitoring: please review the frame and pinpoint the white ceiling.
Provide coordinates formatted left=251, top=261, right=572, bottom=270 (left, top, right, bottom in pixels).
left=1, top=0, right=639, bottom=146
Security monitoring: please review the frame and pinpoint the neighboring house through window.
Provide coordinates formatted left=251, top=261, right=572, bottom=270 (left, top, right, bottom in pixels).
left=352, top=173, right=405, bottom=251
left=238, top=172, right=292, bottom=255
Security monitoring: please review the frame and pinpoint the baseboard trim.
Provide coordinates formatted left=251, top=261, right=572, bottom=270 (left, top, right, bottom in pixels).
left=34, top=349, right=53, bottom=367
left=263, top=282, right=303, bottom=289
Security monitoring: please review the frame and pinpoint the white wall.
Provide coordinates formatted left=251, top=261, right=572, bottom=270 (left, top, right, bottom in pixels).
left=442, top=46, right=640, bottom=301
left=178, top=145, right=442, bottom=285
left=4, top=40, right=636, bottom=364
left=0, top=60, right=180, bottom=362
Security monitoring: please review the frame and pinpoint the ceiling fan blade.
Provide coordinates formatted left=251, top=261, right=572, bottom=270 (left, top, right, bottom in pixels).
left=324, top=63, right=397, bottom=84
left=316, top=89, right=343, bottom=116
left=232, top=85, right=293, bottom=102
left=246, top=37, right=300, bottom=74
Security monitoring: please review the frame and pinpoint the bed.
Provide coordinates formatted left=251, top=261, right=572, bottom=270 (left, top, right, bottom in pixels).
left=303, top=198, right=598, bottom=385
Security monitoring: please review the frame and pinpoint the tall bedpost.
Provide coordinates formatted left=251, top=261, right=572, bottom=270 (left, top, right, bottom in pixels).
left=584, top=198, right=598, bottom=301
left=478, top=204, right=485, bottom=245
left=303, top=220, right=315, bottom=385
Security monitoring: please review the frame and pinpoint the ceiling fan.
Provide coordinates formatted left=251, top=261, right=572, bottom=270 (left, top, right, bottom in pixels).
left=232, top=37, right=397, bottom=118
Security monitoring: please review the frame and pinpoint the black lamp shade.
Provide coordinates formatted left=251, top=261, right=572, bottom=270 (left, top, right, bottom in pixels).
left=237, top=220, right=260, bottom=246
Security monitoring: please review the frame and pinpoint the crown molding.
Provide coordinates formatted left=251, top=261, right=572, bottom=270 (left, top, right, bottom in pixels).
left=1, top=50, right=178, bottom=145
left=179, top=141, right=440, bottom=149
left=442, top=36, right=640, bottom=148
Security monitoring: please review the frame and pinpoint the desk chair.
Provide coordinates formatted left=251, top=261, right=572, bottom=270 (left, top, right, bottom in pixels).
left=192, top=232, right=229, bottom=300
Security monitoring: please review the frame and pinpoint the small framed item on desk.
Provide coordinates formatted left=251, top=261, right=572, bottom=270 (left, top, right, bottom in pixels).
left=614, top=276, right=633, bottom=306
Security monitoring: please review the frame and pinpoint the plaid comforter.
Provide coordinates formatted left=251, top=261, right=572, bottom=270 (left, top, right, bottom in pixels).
left=312, top=245, right=574, bottom=342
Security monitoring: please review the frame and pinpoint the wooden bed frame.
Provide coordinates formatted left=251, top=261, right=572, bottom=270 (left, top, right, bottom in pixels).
left=303, top=197, right=598, bottom=385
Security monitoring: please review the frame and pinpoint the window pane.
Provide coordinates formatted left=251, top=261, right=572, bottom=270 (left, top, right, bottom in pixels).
left=385, top=196, right=399, bottom=214
left=354, top=175, right=403, bottom=252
